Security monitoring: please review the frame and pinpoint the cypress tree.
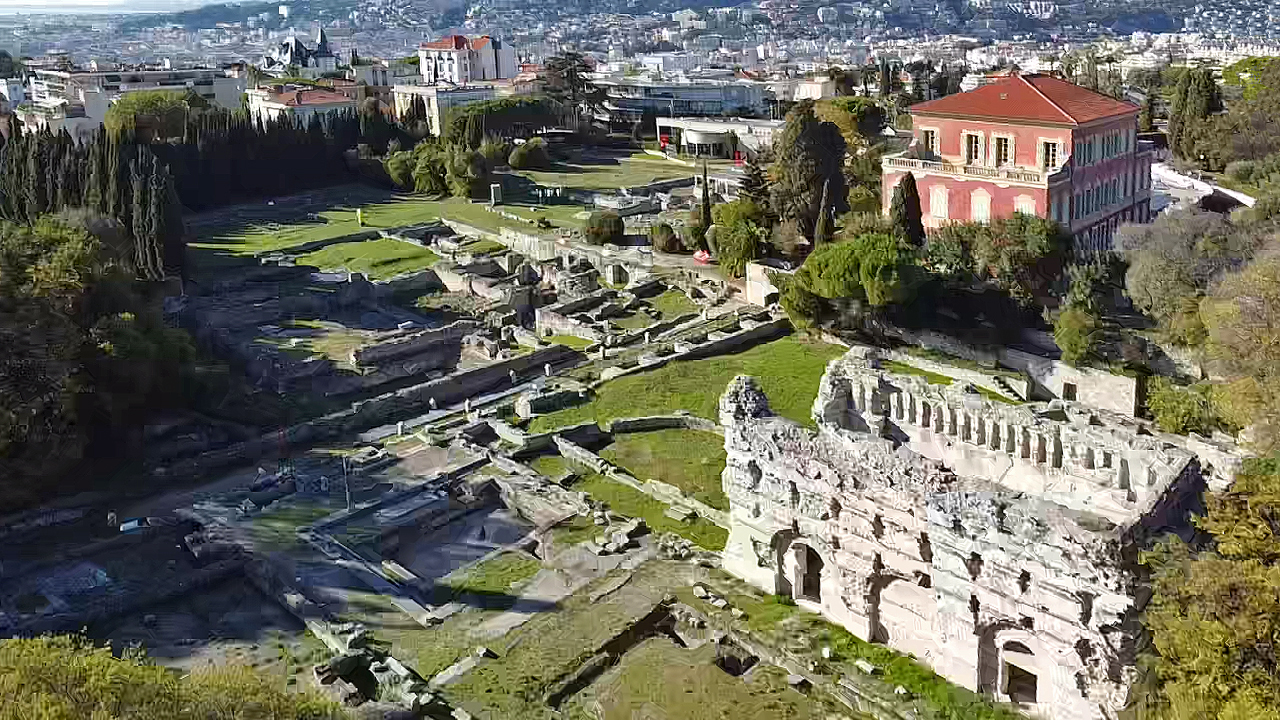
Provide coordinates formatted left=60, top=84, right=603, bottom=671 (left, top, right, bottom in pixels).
left=739, top=153, right=770, bottom=208
left=889, top=172, right=926, bottom=247
left=700, top=160, right=713, bottom=252
left=813, top=177, right=832, bottom=246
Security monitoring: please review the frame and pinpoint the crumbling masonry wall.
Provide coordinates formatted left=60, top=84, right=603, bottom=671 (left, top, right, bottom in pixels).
left=718, top=348, right=1239, bottom=720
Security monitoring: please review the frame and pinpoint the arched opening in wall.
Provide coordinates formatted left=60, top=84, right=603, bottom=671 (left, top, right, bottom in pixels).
left=1002, top=641, right=1038, bottom=704
left=796, top=545, right=823, bottom=603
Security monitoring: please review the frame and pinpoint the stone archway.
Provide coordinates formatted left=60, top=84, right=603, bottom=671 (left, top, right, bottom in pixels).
left=797, top=545, right=824, bottom=602
left=977, top=625, right=1048, bottom=708
left=774, top=536, right=829, bottom=608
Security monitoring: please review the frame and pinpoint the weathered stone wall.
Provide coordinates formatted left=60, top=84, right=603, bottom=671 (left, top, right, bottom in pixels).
left=717, top=348, right=1242, bottom=720
left=353, top=320, right=481, bottom=367
left=153, top=345, right=581, bottom=481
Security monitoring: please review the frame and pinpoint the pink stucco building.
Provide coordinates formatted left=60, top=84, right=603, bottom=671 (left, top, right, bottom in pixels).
left=881, top=73, right=1155, bottom=256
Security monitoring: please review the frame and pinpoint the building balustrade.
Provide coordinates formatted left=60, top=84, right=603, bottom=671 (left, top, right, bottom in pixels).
left=882, top=154, right=1067, bottom=185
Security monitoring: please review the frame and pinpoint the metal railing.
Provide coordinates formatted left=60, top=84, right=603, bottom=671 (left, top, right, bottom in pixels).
left=882, top=155, right=1062, bottom=184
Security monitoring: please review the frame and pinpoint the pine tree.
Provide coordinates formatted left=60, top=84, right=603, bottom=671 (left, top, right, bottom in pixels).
left=1139, top=92, right=1155, bottom=133
left=889, top=172, right=926, bottom=247
left=739, top=153, right=770, bottom=208
left=769, top=101, right=848, bottom=238
left=813, top=177, right=832, bottom=246
left=700, top=160, right=713, bottom=235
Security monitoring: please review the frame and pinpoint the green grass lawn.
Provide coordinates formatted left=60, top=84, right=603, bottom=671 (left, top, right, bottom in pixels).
left=294, top=238, right=439, bottom=280
left=883, top=360, right=954, bottom=386
left=610, top=289, right=698, bottom=332
left=457, top=237, right=508, bottom=256
left=337, top=591, right=500, bottom=681
left=256, top=320, right=374, bottom=371
left=573, top=637, right=854, bottom=720
left=572, top=473, right=727, bottom=550
left=191, top=196, right=446, bottom=256
left=883, top=360, right=1020, bottom=404
left=500, top=203, right=591, bottom=229
left=191, top=196, right=534, bottom=259
left=543, top=334, right=595, bottom=351
left=529, top=454, right=574, bottom=477
left=443, top=552, right=542, bottom=597
left=549, top=515, right=600, bottom=547
left=442, top=560, right=701, bottom=718
left=609, top=312, right=655, bottom=331
left=527, top=336, right=845, bottom=434
left=511, top=152, right=695, bottom=191
left=248, top=500, right=342, bottom=550
left=600, top=429, right=728, bottom=510
left=648, top=288, right=699, bottom=319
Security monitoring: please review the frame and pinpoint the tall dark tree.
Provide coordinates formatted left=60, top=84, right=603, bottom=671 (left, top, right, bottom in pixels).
left=700, top=160, right=713, bottom=251
left=739, top=153, right=770, bottom=209
left=769, top=101, right=848, bottom=238
left=813, top=177, right=833, bottom=246
left=889, top=172, right=925, bottom=247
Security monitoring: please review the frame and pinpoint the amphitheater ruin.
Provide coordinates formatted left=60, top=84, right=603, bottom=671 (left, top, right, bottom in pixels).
left=719, top=347, right=1242, bottom=720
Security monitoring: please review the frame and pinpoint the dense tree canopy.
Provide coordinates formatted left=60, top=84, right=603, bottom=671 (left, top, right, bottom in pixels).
left=768, top=101, right=848, bottom=239
left=0, top=635, right=344, bottom=720
left=1139, top=459, right=1280, bottom=720
left=0, top=217, right=193, bottom=511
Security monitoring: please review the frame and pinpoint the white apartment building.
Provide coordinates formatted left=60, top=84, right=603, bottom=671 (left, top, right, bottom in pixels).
left=245, top=85, right=356, bottom=125
left=391, top=84, right=496, bottom=136
left=18, top=64, right=245, bottom=141
left=418, top=35, right=517, bottom=85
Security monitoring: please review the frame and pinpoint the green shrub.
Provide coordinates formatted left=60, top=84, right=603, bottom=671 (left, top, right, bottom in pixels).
left=478, top=135, right=512, bottom=168
left=649, top=222, right=680, bottom=253
left=508, top=137, right=551, bottom=170
left=1053, top=307, right=1098, bottom=366
left=1147, top=377, right=1216, bottom=435
left=584, top=210, right=624, bottom=245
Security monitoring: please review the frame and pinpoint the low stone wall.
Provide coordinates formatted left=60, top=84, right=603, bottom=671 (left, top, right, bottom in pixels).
left=376, top=268, right=444, bottom=298
left=677, top=318, right=790, bottom=361
left=885, top=349, right=1031, bottom=400
left=153, top=345, right=582, bottom=481
left=264, top=229, right=381, bottom=259
left=534, top=301, right=607, bottom=343
left=354, top=320, right=481, bottom=367
left=516, top=388, right=587, bottom=418
left=13, top=555, right=247, bottom=636
left=1002, top=347, right=1141, bottom=416
left=615, top=313, right=699, bottom=347
left=605, top=414, right=721, bottom=436
left=501, top=227, right=560, bottom=262
left=552, top=436, right=728, bottom=528
left=620, top=176, right=695, bottom=195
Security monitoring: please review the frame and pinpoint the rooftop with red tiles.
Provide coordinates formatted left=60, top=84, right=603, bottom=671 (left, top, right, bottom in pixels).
left=909, top=73, right=1138, bottom=126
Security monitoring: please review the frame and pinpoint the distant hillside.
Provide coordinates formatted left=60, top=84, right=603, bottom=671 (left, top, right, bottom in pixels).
left=119, top=1, right=285, bottom=31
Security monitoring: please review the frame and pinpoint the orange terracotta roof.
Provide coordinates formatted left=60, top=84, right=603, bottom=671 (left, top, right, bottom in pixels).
left=910, top=73, right=1137, bottom=125
left=421, top=34, right=469, bottom=51
left=278, top=88, right=353, bottom=106
left=471, top=35, right=492, bottom=49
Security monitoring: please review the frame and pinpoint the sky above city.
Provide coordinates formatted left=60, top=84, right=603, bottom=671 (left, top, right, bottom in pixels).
left=0, top=0, right=205, bottom=14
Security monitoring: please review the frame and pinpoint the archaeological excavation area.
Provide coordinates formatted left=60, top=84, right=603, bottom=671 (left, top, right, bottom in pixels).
left=0, top=183, right=1245, bottom=720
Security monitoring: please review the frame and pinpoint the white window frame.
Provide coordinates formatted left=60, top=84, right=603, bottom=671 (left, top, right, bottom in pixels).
left=930, top=185, right=949, bottom=220
left=991, top=132, right=1015, bottom=167
left=962, top=130, right=985, bottom=165
left=1039, top=138, right=1062, bottom=170
left=919, top=125, right=940, bottom=155
left=971, top=189, right=991, bottom=224
left=1014, top=194, right=1035, bottom=216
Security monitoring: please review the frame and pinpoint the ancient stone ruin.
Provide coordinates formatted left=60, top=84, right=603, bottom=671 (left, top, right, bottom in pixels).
left=718, top=347, right=1242, bottom=720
